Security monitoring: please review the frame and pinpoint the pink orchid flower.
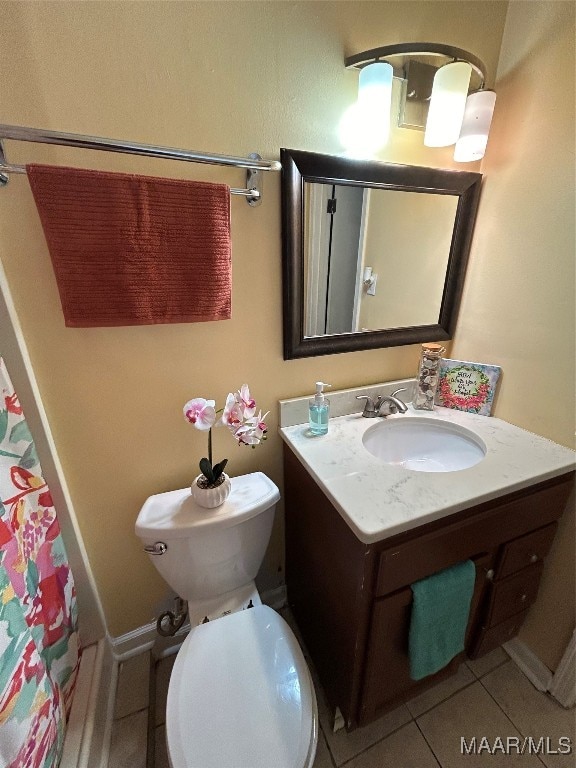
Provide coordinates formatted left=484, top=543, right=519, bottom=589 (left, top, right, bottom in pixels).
left=233, top=410, right=269, bottom=446
left=236, top=384, right=257, bottom=419
left=221, top=392, right=244, bottom=430
left=184, top=385, right=268, bottom=486
left=183, top=398, right=216, bottom=430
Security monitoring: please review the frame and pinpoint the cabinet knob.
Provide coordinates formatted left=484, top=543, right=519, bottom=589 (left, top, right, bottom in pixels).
left=485, top=569, right=495, bottom=581
left=520, top=593, right=527, bottom=602
left=529, top=553, right=539, bottom=563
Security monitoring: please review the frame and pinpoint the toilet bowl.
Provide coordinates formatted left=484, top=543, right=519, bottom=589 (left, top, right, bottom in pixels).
left=135, top=472, right=318, bottom=768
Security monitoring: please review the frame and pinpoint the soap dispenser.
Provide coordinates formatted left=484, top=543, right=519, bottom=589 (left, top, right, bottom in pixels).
left=309, top=382, right=331, bottom=435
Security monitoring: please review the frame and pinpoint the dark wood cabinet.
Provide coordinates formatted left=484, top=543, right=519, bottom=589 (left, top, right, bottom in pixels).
left=470, top=520, right=559, bottom=657
left=284, top=446, right=574, bottom=730
left=361, top=550, right=491, bottom=720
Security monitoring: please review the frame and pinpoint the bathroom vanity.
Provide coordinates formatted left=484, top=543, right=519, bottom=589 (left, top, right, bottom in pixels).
left=279, top=385, right=575, bottom=730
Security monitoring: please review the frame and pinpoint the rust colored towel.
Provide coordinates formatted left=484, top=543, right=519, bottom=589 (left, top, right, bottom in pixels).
left=27, top=164, right=231, bottom=327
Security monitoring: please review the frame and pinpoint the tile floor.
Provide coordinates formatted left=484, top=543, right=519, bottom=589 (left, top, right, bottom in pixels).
left=109, top=611, right=575, bottom=768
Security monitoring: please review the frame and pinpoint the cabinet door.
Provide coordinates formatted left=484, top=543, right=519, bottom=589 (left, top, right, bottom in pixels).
left=360, top=553, right=490, bottom=723
left=471, top=612, right=528, bottom=658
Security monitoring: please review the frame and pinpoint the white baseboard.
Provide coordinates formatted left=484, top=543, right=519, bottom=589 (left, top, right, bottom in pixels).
left=110, top=585, right=288, bottom=661
left=549, top=629, right=576, bottom=708
left=61, top=644, right=98, bottom=768
left=96, top=646, right=118, bottom=768
left=505, top=634, right=576, bottom=709
left=61, top=637, right=116, bottom=768
left=109, top=622, right=165, bottom=662
left=504, top=638, right=553, bottom=692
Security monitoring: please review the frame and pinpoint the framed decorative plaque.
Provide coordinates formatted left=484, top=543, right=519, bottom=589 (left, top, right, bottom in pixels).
left=435, top=359, right=501, bottom=416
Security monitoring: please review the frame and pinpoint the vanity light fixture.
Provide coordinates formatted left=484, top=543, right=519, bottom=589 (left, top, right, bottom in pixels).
left=454, top=89, right=497, bottom=162
left=358, top=61, right=394, bottom=147
left=424, top=61, right=471, bottom=147
left=345, top=43, right=496, bottom=162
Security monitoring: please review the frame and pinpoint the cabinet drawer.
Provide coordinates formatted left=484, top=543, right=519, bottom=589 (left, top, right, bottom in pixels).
left=496, top=523, right=557, bottom=579
left=470, top=612, right=527, bottom=657
left=485, top=562, right=543, bottom=627
left=375, top=475, right=572, bottom=596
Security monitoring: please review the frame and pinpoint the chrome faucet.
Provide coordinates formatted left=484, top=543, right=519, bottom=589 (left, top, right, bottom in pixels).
left=377, top=389, right=409, bottom=417
left=356, top=388, right=409, bottom=418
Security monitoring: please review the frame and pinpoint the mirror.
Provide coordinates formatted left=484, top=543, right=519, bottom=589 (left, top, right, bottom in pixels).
left=281, top=148, right=482, bottom=359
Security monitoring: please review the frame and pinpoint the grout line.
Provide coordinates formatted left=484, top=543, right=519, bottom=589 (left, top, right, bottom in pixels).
left=319, top=641, right=556, bottom=768
left=318, top=725, right=337, bottom=768
left=411, top=673, right=515, bottom=768
left=465, top=655, right=509, bottom=681
left=316, top=700, right=339, bottom=766
left=476, top=671, right=549, bottom=767
left=336, top=718, right=419, bottom=767
left=407, top=653, right=512, bottom=720
left=409, top=663, right=513, bottom=768
left=406, top=675, right=478, bottom=719
left=412, top=718, right=444, bottom=768
left=318, top=656, right=515, bottom=767
left=319, top=672, right=477, bottom=765
left=114, top=704, right=150, bottom=721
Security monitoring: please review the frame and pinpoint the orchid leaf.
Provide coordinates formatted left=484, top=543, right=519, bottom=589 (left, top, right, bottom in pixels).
left=199, top=457, right=214, bottom=484
left=212, top=459, right=228, bottom=483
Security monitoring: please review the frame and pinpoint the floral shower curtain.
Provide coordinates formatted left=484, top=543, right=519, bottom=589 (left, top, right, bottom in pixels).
left=0, top=357, right=79, bottom=768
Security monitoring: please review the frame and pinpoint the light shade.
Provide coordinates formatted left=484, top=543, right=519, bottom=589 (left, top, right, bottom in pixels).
left=424, top=61, right=472, bottom=147
left=358, top=61, right=394, bottom=145
left=454, top=90, right=496, bottom=162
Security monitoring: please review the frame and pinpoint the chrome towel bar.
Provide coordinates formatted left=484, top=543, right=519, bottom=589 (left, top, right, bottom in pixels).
left=0, top=123, right=281, bottom=205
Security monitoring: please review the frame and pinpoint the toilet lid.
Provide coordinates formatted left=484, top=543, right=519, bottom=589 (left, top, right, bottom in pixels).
left=166, top=606, right=317, bottom=768
left=136, top=472, right=280, bottom=539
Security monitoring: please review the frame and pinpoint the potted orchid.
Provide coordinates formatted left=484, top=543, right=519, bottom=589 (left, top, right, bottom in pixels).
left=183, top=384, right=268, bottom=508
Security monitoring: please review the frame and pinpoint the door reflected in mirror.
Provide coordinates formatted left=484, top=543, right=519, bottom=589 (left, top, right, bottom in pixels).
left=304, top=182, right=458, bottom=337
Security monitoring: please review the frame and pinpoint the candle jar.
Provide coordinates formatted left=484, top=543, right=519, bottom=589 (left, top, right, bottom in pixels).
left=413, top=343, right=445, bottom=411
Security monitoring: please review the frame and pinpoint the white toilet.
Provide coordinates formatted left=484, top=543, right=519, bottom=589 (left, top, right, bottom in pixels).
left=135, top=472, right=318, bottom=768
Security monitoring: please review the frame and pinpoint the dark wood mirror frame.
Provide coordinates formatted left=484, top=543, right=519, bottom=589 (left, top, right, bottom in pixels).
left=280, top=148, right=483, bottom=359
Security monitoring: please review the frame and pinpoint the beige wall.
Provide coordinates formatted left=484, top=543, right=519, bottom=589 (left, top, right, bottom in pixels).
left=452, top=0, right=575, bottom=670
left=0, top=1, right=511, bottom=637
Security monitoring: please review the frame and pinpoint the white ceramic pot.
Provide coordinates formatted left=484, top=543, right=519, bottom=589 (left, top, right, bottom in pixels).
left=190, top=473, right=231, bottom=508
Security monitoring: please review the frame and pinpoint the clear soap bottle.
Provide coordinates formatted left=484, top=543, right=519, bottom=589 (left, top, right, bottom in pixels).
left=309, top=382, right=331, bottom=435
left=413, top=343, right=445, bottom=411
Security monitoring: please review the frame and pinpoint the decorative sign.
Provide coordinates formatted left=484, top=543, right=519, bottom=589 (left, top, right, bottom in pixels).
left=436, top=359, right=501, bottom=416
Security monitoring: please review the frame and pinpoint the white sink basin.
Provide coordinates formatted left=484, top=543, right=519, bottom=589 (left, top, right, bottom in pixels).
left=362, top=417, right=486, bottom=472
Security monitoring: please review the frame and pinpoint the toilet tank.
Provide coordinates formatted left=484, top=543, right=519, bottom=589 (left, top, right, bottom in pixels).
left=135, top=472, right=280, bottom=601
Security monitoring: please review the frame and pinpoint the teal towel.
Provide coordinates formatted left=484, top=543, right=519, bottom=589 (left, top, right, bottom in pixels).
left=409, top=560, right=476, bottom=681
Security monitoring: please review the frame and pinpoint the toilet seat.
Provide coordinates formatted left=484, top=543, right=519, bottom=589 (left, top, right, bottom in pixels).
left=166, top=605, right=318, bottom=768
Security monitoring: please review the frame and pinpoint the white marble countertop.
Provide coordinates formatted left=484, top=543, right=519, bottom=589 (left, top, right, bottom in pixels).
left=279, top=404, right=575, bottom=544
